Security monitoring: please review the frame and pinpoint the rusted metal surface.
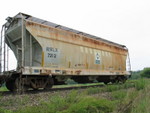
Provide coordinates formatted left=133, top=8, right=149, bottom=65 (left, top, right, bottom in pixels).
left=0, top=13, right=131, bottom=92
left=25, top=21, right=127, bottom=54
left=25, top=20, right=128, bottom=76
left=3, top=13, right=130, bottom=77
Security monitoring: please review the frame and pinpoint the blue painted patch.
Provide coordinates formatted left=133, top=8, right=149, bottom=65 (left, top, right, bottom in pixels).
left=34, top=69, right=39, bottom=73
left=95, top=60, right=100, bottom=64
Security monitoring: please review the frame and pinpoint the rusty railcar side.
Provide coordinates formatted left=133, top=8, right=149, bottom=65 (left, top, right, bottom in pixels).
left=0, top=13, right=131, bottom=92
left=25, top=20, right=128, bottom=75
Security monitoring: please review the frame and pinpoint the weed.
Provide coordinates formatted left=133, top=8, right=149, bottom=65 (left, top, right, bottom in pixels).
left=111, top=90, right=127, bottom=100
left=135, top=78, right=147, bottom=90
left=123, top=82, right=135, bottom=89
left=66, top=90, right=79, bottom=103
left=62, top=96, right=115, bottom=113
left=86, top=87, right=101, bottom=95
left=0, top=108, right=12, bottom=113
left=48, top=95, right=68, bottom=112
left=131, top=96, right=150, bottom=113
left=16, top=95, right=68, bottom=113
left=131, top=84, right=150, bottom=113
left=104, top=85, right=120, bottom=92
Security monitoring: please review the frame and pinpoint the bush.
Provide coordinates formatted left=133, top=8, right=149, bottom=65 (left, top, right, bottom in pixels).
left=66, top=79, right=77, bottom=84
left=130, top=71, right=141, bottom=79
left=140, top=68, right=150, bottom=78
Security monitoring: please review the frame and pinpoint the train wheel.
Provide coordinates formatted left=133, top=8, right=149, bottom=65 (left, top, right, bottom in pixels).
left=111, top=79, right=120, bottom=84
left=44, top=77, right=54, bottom=90
left=118, top=76, right=127, bottom=84
left=6, top=80, right=16, bottom=92
left=32, top=88, right=39, bottom=90
left=104, top=81, right=109, bottom=85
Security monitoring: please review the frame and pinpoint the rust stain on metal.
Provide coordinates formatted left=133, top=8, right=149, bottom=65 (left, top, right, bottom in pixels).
left=25, top=21, right=127, bottom=55
left=25, top=20, right=128, bottom=75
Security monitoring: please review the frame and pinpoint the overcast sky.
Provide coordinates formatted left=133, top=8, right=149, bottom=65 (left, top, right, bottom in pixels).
left=0, top=0, right=150, bottom=71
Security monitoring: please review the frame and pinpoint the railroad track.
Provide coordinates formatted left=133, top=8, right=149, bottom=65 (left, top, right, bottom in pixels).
left=0, top=83, right=105, bottom=95
left=0, top=80, right=136, bottom=96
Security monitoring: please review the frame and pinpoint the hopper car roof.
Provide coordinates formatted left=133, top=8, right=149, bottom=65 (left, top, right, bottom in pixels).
left=5, top=13, right=127, bottom=50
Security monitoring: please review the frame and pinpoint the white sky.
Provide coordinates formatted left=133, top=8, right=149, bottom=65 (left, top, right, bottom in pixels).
left=0, top=0, right=150, bottom=71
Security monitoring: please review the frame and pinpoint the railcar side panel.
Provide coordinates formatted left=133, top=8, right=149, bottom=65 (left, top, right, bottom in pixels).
left=25, top=20, right=128, bottom=75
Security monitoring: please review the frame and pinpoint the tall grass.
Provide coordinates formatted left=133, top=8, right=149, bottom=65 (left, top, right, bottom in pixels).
left=86, top=87, right=101, bottom=95
left=135, top=78, right=147, bottom=90
left=15, top=90, right=115, bottom=113
left=62, top=97, right=115, bottom=113
left=0, top=108, right=12, bottom=113
left=0, top=78, right=150, bottom=113
left=132, top=97, right=149, bottom=113
left=131, top=80, right=150, bottom=113
left=80, top=81, right=134, bottom=95
left=111, top=90, right=127, bottom=100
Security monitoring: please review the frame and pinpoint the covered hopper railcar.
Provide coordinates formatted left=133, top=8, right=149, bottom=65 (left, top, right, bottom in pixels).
left=0, top=13, right=131, bottom=92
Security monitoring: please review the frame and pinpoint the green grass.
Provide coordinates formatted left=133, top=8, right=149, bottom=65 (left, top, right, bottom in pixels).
left=15, top=95, right=115, bottom=113
left=111, top=90, right=127, bottom=100
left=0, top=78, right=150, bottom=113
left=86, top=87, right=101, bottom=95
left=131, top=95, right=150, bottom=113
left=0, top=86, right=8, bottom=91
left=62, top=97, right=115, bottom=113
left=135, top=78, right=147, bottom=90
left=131, top=80, right=150, bottom=113
left=0, top=108, right=12, bottom=113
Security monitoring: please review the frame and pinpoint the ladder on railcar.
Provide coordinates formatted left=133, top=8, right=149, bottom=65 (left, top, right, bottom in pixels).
left=0, top=25, right=9, bottom=74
